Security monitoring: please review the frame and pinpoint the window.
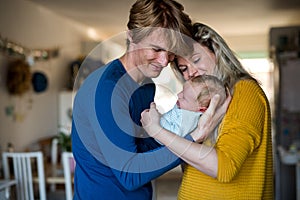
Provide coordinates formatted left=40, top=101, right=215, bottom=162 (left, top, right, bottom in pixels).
left=240, top=58, right=274, bottom=109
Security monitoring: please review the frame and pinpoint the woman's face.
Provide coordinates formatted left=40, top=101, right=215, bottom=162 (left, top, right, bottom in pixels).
left=177, top=42, right=216, bottom=81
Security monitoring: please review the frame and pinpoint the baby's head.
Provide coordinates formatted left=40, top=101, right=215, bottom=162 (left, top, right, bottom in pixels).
left=177, top=75, right=226, bottom=112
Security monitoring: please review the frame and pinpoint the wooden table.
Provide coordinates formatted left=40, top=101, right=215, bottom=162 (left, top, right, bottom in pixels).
left=32, top=163, right=65, bottom=192
left=45, top=163, right=65, bottom=191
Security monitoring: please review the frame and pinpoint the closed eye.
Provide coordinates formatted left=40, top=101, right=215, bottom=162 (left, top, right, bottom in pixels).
left=153, top=48, right=164, bottom=52
left=193, top=58, right=200, bottom=64
left=178, top=65, right=187, bottom=73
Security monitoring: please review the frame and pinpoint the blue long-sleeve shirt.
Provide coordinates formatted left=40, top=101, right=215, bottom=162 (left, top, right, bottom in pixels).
left=72, top=59, right=185, bottom=200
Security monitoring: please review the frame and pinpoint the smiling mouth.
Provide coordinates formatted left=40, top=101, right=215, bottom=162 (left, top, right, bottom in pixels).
left=151, top=64, right=163, bottom=72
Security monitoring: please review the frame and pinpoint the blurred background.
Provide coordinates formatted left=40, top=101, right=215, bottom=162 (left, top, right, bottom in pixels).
left=1, top=0, right=300, bottom=199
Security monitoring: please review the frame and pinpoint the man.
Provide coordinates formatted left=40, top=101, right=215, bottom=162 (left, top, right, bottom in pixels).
left=71, top=0, right=193, bottom=199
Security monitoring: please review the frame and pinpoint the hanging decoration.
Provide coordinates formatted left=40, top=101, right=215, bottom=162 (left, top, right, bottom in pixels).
left=4, top=96, right=33, bottom=123
left=32, top=71, right=48, bottom=93
left=1, top=35, right=57, bottom=122
left=6, top=59, right=31, bottom=95
left=0, top=34, right=60, bottom=63
left=5, top=59, right=33, bottom=122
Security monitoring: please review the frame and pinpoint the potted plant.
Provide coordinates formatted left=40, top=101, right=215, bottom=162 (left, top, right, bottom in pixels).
left=56, top=128, right=72, bottom=152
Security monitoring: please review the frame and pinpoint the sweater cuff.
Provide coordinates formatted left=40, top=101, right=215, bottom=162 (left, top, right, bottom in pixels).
left=184, top=134, right=195, bottom=142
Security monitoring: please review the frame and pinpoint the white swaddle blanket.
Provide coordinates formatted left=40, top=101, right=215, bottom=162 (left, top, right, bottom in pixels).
left=160, top=105, right=202, bottom=138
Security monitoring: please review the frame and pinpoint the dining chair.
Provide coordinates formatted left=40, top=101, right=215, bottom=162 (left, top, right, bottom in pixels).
left=62, top=152, right=75, bottom=200
left=152, top=180, right=157, bottom=200
left=2, top=151, right=46, bottom=200
left=48, top=138, right=60, bottom=192
left=51, top=138, right=59, bottom=167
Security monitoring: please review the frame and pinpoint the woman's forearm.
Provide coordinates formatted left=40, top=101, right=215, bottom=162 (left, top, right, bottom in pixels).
left=154, top=127, right=218, bottom=178
left=140, top=102, right=219, bottom=177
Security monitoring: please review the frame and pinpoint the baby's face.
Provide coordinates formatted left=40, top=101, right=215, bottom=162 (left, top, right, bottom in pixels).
left=176, top=81, right=201, bottom=112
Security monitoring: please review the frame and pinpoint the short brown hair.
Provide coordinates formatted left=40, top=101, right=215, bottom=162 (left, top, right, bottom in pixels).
left=126, top=0, right=193, bottom=53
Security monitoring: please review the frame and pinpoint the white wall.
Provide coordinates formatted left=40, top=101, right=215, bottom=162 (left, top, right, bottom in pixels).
left=226, top=34, right=268, bottom=53
left=0, top=0, right=91, bottom=151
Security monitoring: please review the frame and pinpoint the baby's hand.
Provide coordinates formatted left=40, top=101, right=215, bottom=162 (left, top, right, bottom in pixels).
left=141, top=102, right=162, bottom=137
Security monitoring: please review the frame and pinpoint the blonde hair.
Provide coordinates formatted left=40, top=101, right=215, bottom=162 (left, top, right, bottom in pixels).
left=192, top=23, right=257, bottom=90
left=190, top=75, right=226, bottom=108
left=172, top=23, right=257, bottom=93
left=126, top=0, right=193, bottom=53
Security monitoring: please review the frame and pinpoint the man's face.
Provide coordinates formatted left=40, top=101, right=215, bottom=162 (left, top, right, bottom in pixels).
left=131, top=29, right=175, bottom=78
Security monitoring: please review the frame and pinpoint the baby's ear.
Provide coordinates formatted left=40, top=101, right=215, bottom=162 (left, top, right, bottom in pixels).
left=199, top=106, right=207, bottom=112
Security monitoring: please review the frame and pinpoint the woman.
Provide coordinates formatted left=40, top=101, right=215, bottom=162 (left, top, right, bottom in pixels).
left=141, top=23, right=273, bottom=199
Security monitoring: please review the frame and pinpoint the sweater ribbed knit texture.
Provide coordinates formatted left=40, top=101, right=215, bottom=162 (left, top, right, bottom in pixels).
left=178, top=80, right=274, bottom=200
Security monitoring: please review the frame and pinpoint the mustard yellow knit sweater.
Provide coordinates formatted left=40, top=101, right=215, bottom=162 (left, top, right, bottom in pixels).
left=178, top=80, right=274, bottom=200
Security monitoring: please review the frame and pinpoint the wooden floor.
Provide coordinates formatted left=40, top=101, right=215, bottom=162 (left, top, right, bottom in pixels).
left=156, top=166, right=183, bottom=200
left=0, top=166, right=183, bottom=200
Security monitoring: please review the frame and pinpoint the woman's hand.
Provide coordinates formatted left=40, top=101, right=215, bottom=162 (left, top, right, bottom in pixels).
left=141, top=102, right=162, bottom=137
left=191, top=92, right=232, bottom=142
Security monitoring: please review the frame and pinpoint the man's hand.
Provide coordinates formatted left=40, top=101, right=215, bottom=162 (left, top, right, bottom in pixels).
left=141, top=102, right=163, bottom=137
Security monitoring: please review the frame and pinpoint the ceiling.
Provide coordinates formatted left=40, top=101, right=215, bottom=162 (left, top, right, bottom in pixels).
left=29, top=0, right=300, bottom=40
